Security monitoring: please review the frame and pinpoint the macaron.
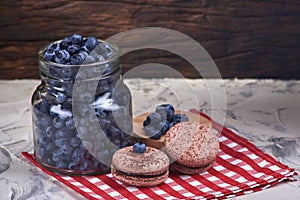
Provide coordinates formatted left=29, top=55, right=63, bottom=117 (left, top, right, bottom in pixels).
left=164, top=121, right=219, bottom=174
left=111, top=144, right=169, bottom=187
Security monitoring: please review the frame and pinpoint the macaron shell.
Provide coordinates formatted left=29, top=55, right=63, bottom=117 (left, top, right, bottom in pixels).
left=111, top=166, right=169, bottom=187
left=112, top=146, right=169, bottom=176
left=165, top=121, right=219, bottom=167
left=170, top=160, right=215, bottom=175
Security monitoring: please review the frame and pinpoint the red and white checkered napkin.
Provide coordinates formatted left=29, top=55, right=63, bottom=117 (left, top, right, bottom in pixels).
left=23, top=110, right=298, bottom=200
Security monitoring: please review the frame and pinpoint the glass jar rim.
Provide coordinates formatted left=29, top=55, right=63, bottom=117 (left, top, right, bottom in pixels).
left=38, top=39, right=120, bottom=68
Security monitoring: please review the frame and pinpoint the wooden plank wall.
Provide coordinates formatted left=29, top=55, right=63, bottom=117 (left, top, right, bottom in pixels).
left=0, top=0, right=299, bottom=79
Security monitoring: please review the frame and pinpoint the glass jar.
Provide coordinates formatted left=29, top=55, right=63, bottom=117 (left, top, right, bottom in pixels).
left=31, top=40, right=133, bottom=175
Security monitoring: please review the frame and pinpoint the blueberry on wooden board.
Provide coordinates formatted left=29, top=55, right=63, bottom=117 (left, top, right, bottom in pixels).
left=142, top=104, right=189, bottom=140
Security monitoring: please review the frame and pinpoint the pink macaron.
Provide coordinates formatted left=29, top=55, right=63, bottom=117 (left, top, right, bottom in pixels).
left=164, top=121, right=219, bottom=174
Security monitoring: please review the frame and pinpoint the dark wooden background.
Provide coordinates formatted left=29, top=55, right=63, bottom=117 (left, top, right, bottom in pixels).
left=1, top=0, right=299, bottom=79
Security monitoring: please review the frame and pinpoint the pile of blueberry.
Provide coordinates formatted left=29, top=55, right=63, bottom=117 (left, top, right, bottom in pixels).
left=32, top=34, right=133, bottom=173
left=44, top=33, right=99, bottom=65
left=143, top=104, right=189, bottom=139
left=42, top=33, right=114, bottom=80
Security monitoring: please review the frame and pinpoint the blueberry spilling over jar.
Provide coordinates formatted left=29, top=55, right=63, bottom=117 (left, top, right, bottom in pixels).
left=31, top=34, right=133, bottom=175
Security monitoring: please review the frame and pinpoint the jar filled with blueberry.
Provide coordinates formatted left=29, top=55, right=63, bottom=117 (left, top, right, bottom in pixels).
left=31, top=34, right=133, bottom=175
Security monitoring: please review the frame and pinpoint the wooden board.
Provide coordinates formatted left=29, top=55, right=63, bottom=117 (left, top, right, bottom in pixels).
left=1, top=0, right=300, bottom=79
left=133, top=111, right=211, bottom=149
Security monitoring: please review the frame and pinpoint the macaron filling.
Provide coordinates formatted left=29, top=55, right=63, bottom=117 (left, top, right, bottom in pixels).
left=114, top=168, right=168, bottom=178
left=173, top=161, right=212, bottom=170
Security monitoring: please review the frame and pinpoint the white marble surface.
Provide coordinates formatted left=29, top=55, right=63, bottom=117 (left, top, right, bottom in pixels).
left=0, top=78, right=300, bottom=200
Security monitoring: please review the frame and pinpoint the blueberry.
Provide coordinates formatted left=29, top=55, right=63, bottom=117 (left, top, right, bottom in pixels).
left=144, top=125, right=163, bottom=140
left=45, top=90, right=56, bottom=103
left=155, top=106, right=168, bottom=121
left=52, top=149, right=65, bottom=162
left=70, top=51, right=88, bottom=65
left=37, top=136, right=48, bottom=147
left=52, top=116, right=65, bottom=129
left=159, top=120, right=169, bottom=135
left=144, top=125, right=154, bottom=135
left=95, top=109, right=107, bottom=118
left=61, top=143, right=74, bottom=155
left=79, top=160, right=90, bottom=171
left=172, top=113, right=189, bottom=123
left=85, top=36, right=99, bottom=51
left=63, top=84, right=74, bottom=97
left=70, top=137, right=82, bottom=147
left=33, top=105, right=42, bottom=117
left=99, top=118, right=111, bottom=130
left=143, top=115, right=151, bottom=126
left=80, top=45, right=90, bottom=53
left=67, top=44, right=80, bottom=54
left=120, top=139, right=131, bottom=148
left=46, top=43, right=60, bottom=53
left=45, top=142, right=56, bottom=152
left=70, top=33, right=83, bottom=44
left=37, top=147, right=48, bottom=158
left=65, top=118, right=75, bottom=129
left=44, top=51, right=56, bottom=62
left=168, top=121, right=177, bottom=129
left=34, top=100, right=51, bottom=116
left=55, top=128, right=74, bottom=138
left=44, top=43, right=60, bottom=61
left=156, top=104, right=174, bottom=121
left=143, top=112, right=161, bottom=127
left=95, top=83, right=111, bottom=95
left=108, top=126, right=121, bottom=138
left=54, top=50, right=70, bottom=64
left=151, top=112, right=162, bottom=123
left=72, top=148, right=84, bottom=161
left=96, top=42, right=113, bottom=59
left=56, top=160, right=68, bottom=169
left=45, top=157, right=56, bottom=166
left=133, top=142, right=146, bottom=153
left=181, top=114, right=189, bottom=122
left=103, top=65, right=113, bottom=75
left=60, top=36, right=72, bottom=49
left=91, top=158, right=102, bottom=169
left=36, top=115, right=51, bottom=128
left=55, top=138, right=69, bottom=147
left=61, top=102, right=72, bottom=112
left=68, top=161, right=80, bottom=170
left=47, top=79, right=63, bottom=90
left=45, top=126, right=55, bottom=137
left=56, top=92, right=67, bottom=103
left=150, top=131, right=163, bottom=140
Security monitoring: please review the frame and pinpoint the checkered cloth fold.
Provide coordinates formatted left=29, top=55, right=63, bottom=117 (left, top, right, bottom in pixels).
left=23, top=110, right=297, bottom=199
